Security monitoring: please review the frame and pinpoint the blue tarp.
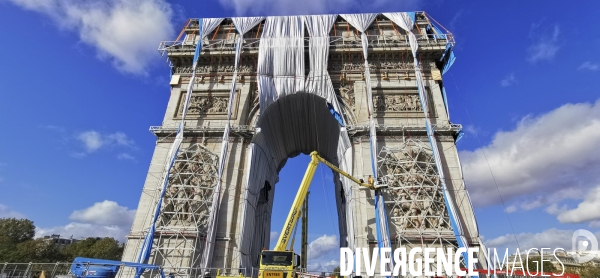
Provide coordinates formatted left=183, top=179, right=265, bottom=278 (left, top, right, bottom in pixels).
left=440, top=43, right=451, bottom=62
left=427, top=24, right=446, bottom=40
left=455, top=130, right=465, bottom=143
left=407, top=12, right=415, bottom=25
left=442, top=50, right=456, bottom=75
left=432, top=24, right=446, bottom=39
left=327, top=103, right=344, bottom=127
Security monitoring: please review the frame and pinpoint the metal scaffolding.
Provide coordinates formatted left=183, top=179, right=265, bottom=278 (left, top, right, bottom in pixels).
left=378, top=139, right=461, bottom=275
left=147, top=143, right=219, bottom=275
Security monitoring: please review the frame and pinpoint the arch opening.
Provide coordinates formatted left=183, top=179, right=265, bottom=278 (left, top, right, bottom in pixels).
left=238, top=92, right=351, bottom=269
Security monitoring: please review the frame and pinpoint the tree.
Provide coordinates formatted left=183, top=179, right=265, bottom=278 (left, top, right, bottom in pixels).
left=0, top=218, right=35, bottom=243
left=12, top=239, right=64, bottom=263
left=0, top=217, right=124, bottom=263
left=0, top=233, right=17, bottom=262
left=578, top=262, right=600, bottom=278
left=332, top=267, right=340, bottom=277
left=526, top=257, right=557, bottom=274
left=62, top=237, right=123, bottom=261
left=0, top=218, right=38, bottom=262
left=88, top=238, right=123, bottom=260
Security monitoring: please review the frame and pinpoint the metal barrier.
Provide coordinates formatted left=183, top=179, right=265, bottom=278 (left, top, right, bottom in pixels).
left=0, top=263, right=72, bottom=278
left=187, top=268, right=252, bottom=278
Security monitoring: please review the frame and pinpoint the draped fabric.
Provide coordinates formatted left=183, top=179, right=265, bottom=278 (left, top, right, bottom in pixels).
left=232, top=17, right=264, bottom=35
left=200, top=126, right=229, bottom=270
left=339, top=13, right=378, bottom=176
left=341, top=13, right=394, bottom=275
left=385, top=12, right=476, bottom=271
left=201, top=17, right=265, bottom=271
left=304, top=15, right=344, bottom=120
left=383, top=12, right=418, bottom=56
left=194, top=18, right=224, bottom=68
left=201, top=18, right=225, bottom=39
left=257, top=16, right=305, bottom=112
left=224, top=16, right=265, bottom=271
left=136, top=18, right=225, bottom=276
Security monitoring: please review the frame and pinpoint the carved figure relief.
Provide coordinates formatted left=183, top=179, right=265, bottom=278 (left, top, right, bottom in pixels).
left=328, top=61, right=423, bottom=72
left=177, top=92, right=236, bottom=117
left=157, top=143, right=219, bottom=232
left=339, top=83, right=355, bottom=108
left=378, top=140, right=451, bottom=232
left=174, top=63, right=255, bottom=75
left=336, top=83, right=358, bottom=126
left=246, top=84, right=260, bottom=126
left=373, top=94, right=422, bottom=112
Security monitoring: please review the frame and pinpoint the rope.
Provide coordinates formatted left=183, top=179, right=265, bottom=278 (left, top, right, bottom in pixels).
left=174, top=19, right=191, bottom=41
left=448, top=72, right=522, bottom=252
left=255, top=22, right=262, bottom=39
left=211, top=24, right=221, bottom=40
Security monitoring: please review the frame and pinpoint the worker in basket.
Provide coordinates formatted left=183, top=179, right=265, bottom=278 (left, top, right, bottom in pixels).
left=368, top=175, right=374, bottom=187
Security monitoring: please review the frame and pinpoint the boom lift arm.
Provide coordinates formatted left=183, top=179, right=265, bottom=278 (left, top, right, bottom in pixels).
left=273, top=151, right=386, bottom=251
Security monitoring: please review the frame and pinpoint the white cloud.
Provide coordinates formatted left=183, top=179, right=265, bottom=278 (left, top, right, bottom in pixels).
left=545, top=203, right=568, bottom=215
left=485, top=228, right=588, bottom=251
left=527, top=24, right=561, bottom=63
left=76, top=130, right=134, bottom=153
left=308, top=234, right=339, bottom=259
left=505, top=205, right=517, bottom=213
left=549, top=187, right=600, bottom=225
left=36, top=222, right=130, bottom=242
left=307, top=259, right=339, bottom=272
left=270, top=231, right=280, bottom=240
left=461, top=100, right=600, bottom=210
left=6, top=0, right=174, bottom=74
left=77, top=131, right=103, bottom=152
left=218, top=0, right=421, bottom=16
left=0, top=204, right=27, bottom=219
left=578, top=61, right=599, bottom=71
left=70, top=200, right=136, bottom=227
left=36, top=200, right=135, bottom=242
left=500, top=73, right=518, bottom=87
left=117, top=153, right=136, bottom=161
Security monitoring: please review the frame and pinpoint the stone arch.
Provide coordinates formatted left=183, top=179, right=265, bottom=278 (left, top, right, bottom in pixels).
left=237, top=92, right=349, bottom=269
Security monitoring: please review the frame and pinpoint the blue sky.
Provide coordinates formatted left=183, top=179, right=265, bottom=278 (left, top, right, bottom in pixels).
left=1, top=0, right=600, bottom=271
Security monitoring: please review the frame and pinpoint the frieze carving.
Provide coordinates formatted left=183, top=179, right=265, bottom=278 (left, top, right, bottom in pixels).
left=373, top=94, right=422, bottom=112
left=328, top=61, right=428, bottom=72
left=178, top=94, right=230, bottom=116
left=175, top=63, right=255, bottom=74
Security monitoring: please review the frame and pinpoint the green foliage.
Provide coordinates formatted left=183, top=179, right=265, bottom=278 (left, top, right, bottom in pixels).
left=578, top=262, right=600, bottom=278
left=526, top=257, right=557, bottom=274
left=0, top=217, right=123, bottom=263
left=332, top=266, right=340, bottom=277
left=12, top=239, right=65, bottom=263
left=62, top=237, right=123, bottom=261
left=0, top=218, right=35, bottom=243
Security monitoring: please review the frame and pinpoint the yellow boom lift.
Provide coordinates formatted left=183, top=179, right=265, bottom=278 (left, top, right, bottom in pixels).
left=258, top=151, right=387, bottom=278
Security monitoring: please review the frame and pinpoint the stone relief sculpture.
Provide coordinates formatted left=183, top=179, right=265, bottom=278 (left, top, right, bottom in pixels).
left=378, top=140, right=451, bottom=232
left=179, top=94, right=230, bottom=115
left=373, top=94, right=422, bottom=112
left=175, top=62, right=255, bottom=75
left=336, top=83, right=358, bottom=126
left=157, top=143, right=219, bottom=232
